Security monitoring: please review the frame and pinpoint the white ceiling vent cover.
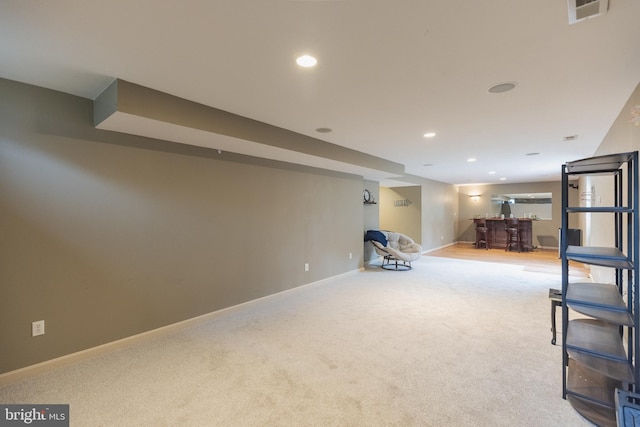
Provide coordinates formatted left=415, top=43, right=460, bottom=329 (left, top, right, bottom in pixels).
left=568, top=0, right=609, bottom=24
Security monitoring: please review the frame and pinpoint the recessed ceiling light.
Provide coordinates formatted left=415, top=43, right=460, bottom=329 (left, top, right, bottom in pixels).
left=315, top=127, right=332, bottom=133
left=488, top=82, right=517, bottom=94
left=499, top=177, right=507, bottom=181
left=296, top=55, right=317, bottom=67
left=423, top=132, right=436, bottom=138
left=467, top=158, right=477, bottom=162
left=488, top=171, right=496, bottom=175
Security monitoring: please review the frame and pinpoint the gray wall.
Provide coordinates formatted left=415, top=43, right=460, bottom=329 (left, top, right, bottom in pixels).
left=588, top=81, right=640, bottom=283
left=421, top=179, right=459, bottom=251
left=362, top=180, right=380, bottom=264
left=365, top=178, right=458, bottom=263
left=374, top=175, right=460, bottom=253
left=379, top=186, right=421, bottom=243
left=0, top=79, right=363, bottom=373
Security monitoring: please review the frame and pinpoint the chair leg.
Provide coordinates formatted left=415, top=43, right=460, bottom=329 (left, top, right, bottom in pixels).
left=505, top=231, right=519, bottom=252
left=476, top=230, right=489, bottom=250
left=381, top=256, right=411, bottom=271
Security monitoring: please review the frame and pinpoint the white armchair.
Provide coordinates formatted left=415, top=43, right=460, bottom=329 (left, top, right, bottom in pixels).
left=365, top=230, right=422, bottom=270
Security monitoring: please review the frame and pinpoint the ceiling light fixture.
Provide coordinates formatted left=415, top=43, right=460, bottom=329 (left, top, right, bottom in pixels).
left=467, top=158, right=477, bottom=162
left=296, top=55, right=317, bottom=67
left=488, top=171, right=496, bottom=175
left=499, top=177, right=507, bottom=181
left=488, top=82, right=517, bottom=94
left=423, top=132, right=436, bottom=138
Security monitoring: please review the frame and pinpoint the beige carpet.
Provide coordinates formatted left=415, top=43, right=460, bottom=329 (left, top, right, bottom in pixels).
left=0, top=256, right=590, bottom=426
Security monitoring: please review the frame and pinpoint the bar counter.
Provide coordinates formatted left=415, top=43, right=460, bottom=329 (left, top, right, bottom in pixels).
left=473, top=217, right=534, bottom=251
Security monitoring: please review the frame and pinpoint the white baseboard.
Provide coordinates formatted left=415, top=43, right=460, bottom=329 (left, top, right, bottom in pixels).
left=422, top=242, right=456, bottom=254
left=0, top=268, right=361, bottom=386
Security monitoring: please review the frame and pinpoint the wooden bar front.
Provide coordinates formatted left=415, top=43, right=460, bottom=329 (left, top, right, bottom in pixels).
left=473, top=218, right=533, bottom=251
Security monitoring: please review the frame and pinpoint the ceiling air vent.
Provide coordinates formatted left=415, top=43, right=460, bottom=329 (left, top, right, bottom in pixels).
left=568, top=0, right=609, bottom=24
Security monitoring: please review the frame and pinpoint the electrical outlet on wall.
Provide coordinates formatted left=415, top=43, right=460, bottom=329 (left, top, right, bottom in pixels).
left=32, top=320, right=45, bottom=337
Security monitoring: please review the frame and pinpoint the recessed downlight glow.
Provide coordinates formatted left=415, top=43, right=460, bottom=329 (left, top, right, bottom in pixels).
left=499, top=177, right=506, bottom=181
left=488, top=171, right=496, bottom=175
left=296, top=55, right=317, bottom=67
left=423, top=132, right=436, bottom=138
left=467, top=158, right=476, bottom=162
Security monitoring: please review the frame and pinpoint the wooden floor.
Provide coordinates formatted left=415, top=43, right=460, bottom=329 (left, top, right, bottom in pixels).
left=426, top=243, right=591, bottom=278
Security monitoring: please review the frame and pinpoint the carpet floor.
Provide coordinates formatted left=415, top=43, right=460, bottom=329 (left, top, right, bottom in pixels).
left=0, top=255, right=591, bottom=426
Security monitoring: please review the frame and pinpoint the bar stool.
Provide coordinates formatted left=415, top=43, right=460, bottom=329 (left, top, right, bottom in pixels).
left=504, top=218, right=520, bottom=252
left=475, top=219, right=490, bottom=249
left=518, top=220, right=533, bottom=252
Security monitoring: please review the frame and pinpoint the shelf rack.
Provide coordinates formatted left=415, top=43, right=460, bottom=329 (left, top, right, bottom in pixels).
left=560, top=151, right=639, bottom=426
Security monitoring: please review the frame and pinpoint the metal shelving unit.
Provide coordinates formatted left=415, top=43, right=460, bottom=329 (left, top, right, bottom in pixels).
left=560, top=151, right=639, bottom=427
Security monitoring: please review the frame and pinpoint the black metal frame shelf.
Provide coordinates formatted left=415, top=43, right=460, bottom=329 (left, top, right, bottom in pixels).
left=564, top=152, right=637, bottom=174
left=566, top=206, right=634, bottom=214
left=566, top=282, right=633, bottom=326
left=560, top=151, right=639, bottom=427
left=567, top=358, right=620, bottom=427
left=566, top=319, right=633, bottom=382
left=566, top=246, right=634, bottom=269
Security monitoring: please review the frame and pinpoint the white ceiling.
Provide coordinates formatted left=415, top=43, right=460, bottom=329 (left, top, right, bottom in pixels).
left=1, top=0, right=639, bottom=185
